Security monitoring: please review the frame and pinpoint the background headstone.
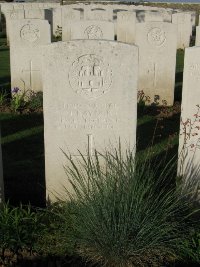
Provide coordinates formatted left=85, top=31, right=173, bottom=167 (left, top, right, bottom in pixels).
left=24, top=9, right=53, bottom=36
left=70, top=20, right=114, bottom=40
left=5, top=9, right=25, bottom=44
left=135, top=22, right=177, bottom=106
left=52, top=7, right=62, bottom=37
left=195, top=26, right=200, bottom=46
left=42, top=40, right=138, bottom=201
left=10, top=19, right=51, bottom=93
left=172, top=12, right=192, bottom=49
left=84, top=7, right=113, bottom=21
left=178, top=46, right=200, bottom=183
left=145, top=11, right=164, bottom=22
left=62, top=8, right=81, bottom=41
left=117, top=11, right=136, bottom=44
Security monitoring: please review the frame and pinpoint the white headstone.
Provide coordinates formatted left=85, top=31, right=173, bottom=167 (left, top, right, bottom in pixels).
left=42, top=40, right=138, bottom=201
left=117, top=11, right=136, bottom=44
left=161, top=10, right=172, bottom=23
left=25, top=9, right=45, bottom=19
left=5, top=9, right=25, bottom=44
left=70, top=20, right=114, bottom=41
left=135, top=22, right=177, bottom=106
left=172, top=12, right=192, bottom=49
left=13, top=3, right=24, bottom=10
left=178, top=46, right=200, bottom=182
left=190, top=11, right=196, bottom=29
left=195, top=26, right=200, bottom=46
left=52, top=7, right=62, bottom=37
left=10, top=19, right=51, bottom=93
left=24, top=9, right=53, bottom=36
left=84, top=7, right=113, bottom=21
left=145, top=11, right=164, bottom=22
left=62, top=8, right=81, bottom=41
left=0, top=124, right=4, bottom=204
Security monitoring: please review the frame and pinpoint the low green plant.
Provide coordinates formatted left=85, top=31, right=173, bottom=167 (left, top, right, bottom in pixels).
left=10, top=87, right=28, bottom=113
left=137, top=90, right=150, bottom=111
left=28, top=91, right=43, bottom=112
left=61, top=148, right=199, bottom=267
left=179, top=230, right=200, bottom=264
left=0, top=90, right=8, bottom=107
left=0, top=203, right=43, bottom=254
left=55, top=25, right=62, bottom=40
left=34, top=203, right=76, bottom=257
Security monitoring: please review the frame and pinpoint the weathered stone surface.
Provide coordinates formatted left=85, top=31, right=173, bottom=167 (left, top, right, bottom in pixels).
left=0, top=124, right=4, bottom=204
left=42, top=40, right=138, bottom=201
left=10, top=19, right=51, bottom=93
left=117, top=11, right=136, bottom=44
left=135, top=22, right=177, bottom=106
left=178, top=46, right=200, bottom=183
left=172, top=12, right=192, bottom=49
left=70, top=20, right=114, bottom=40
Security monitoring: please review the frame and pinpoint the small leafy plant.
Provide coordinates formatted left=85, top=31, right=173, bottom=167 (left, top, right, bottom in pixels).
left=10, top=87, right=28, bottom=113
left=0, top=89, right=8, bottom=107
left=28, top=91, right=43, bottom=112
left=54, top=25, right=62, bottom=41
left=9, top=88, right=43, bottom=113
left=0, top=203, right=44, bottom=266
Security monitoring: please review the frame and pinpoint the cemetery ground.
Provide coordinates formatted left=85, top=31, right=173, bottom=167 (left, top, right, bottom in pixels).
left=1, top=36, right=200, bottom=267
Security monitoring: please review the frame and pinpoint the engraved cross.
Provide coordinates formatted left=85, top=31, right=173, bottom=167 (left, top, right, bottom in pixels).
left=87, top=134, right=94, bottom=156
left=21, top=61, right=40, bottom=90
left=72, top=134, right=94, bottom=157
left=153, top=62, right=157, bottom=88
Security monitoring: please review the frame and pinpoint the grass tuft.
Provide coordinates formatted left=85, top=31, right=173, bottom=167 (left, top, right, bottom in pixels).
left=61, top=148, right=200, bottom=267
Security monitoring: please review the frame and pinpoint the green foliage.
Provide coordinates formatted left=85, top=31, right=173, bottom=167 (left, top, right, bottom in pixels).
left=34, top=203, right=76, bottom=257
left=0, top=90, right=8, bottom=107
left=10, top=88, right=28, bottom=113
left=61, top=148, right=199, bottom=267
left=9, top=88, right=43, bottom=113
left=179, top=230, right=200, bottom=264
left=28, top=91, right=43, bottom=111
left=0, top=203, right=44, bottom=253
left=54, top=25, right=62, bottom=41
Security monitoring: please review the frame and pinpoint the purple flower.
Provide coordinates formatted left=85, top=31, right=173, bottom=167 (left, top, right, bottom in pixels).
left=12, top=87, right=20, bottom=94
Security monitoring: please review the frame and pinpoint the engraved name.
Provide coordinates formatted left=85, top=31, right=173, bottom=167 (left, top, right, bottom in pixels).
left=51, top=103, right=118, bottom=130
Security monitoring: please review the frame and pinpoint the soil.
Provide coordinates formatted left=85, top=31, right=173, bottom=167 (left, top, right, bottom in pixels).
left=0, top=250, right=88, bottom=267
